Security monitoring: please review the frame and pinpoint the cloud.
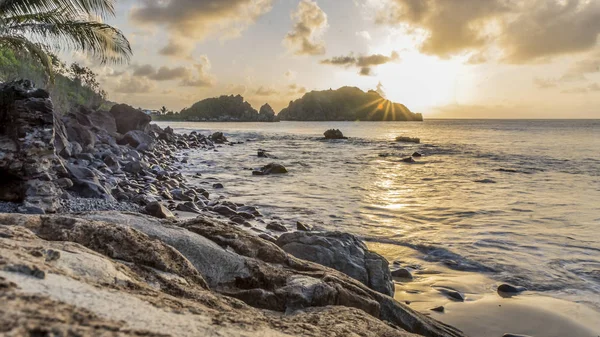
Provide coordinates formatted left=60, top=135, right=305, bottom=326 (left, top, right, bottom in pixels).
left=561, top=54, right=600, bottom=81
left=356, top=31, right=372, bottom=40
left=283, top=0, right=328, bottom=56
left=288, top=84, right=307, bottom=95
left=130, top=0, right=273, bottom=44
left=285, top=70, right=298, bottom=80
left=115, top=75, right=156, bottom=94
left=533, top=77, right=557, bottom=89
left=320, top=51, right=399, bottom=76
left=373, top=0, right=600, bottom=63
left=561, top=83, right=600, bottom=94
left=255, top=86, right=279, bottom=96
left=159, top=38, right=194, bottom=58
left=130, top=56, right=215, bottom=87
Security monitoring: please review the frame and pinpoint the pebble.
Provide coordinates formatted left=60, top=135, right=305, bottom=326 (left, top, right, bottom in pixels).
left=430, top=306, right=444, bottom=313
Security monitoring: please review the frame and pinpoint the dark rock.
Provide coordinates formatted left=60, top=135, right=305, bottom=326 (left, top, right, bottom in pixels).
left=257, top=149, right=269, bottom=158
left=212, top=205, right=238, bottom=217
left=145, top=201, right=174, bottom=219
left=412, top=152, right=422, bottom=157
left=276, top=231, right=394, bottom=297
left=110, top=104, right=151, bottom=134
left=55, top=178, right=74, bottom=189
left=209, top=132, right=228, bottom=144
left=438, top=289, right=465, bottom=302
left=0, top=81, right=64, bottom=212
left=119, top=130, right=155, bottom=149
left=391, top=268, right=413, bottom=279
left=324, top=129, right=347, bottom=139
left=266, top=222, right=288, bottom=232
left=65, top=164, right=113, bottom=200
left=258, top=103, right=276, bottom=121
left=123, top=161, right=142, bottom=174
left=296, top=221, right=312, bottom=231
left=503, top=334, right=533, bottom=337
left=401, top=157, right=416, bottom=163
left=4, top=264, right=45, bottom=279
left=498, top=284, right=527, bottom=295
left=229, top=216, right=246, bottom=225
left=430, top=306, right=444, bottom=313
left=258, top=233, right=277, bottom=243
left=213, top=183, right=224, bottom=189
left=176, top=202, right=203, bottom=214
left=252, top=163, right=288, bottom=176
left=171, top=189, right=193, bottom=202
left=89, top=109, right=117, bottom=135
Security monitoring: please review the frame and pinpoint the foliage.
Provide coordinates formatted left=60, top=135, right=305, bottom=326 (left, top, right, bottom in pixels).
left=177, top=95, right=277, bottom=122
left=0, top=0, right=131, bottom=79
left=0, top=47, right=107, bottom=113
left=277, top=86, right=423, bottom=121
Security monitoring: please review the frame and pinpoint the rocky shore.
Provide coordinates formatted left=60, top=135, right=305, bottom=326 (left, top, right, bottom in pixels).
left=0, top=80, right=464, bottom=336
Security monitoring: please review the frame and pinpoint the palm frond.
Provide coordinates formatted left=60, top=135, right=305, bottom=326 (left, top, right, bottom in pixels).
left=0, top=0, right=114, bottom=18
left=0, top=35, right=54, bottom=82
left=5, top=10, right=132, bottom=64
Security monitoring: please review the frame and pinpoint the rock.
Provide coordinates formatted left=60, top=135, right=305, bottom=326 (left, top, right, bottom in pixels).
left=401, top=157, right=416, bottom=163
left=0, top=81, right=63, bottom=212
left=430, top=306, right=445, bottom=313
left=211, top=205, right=238, bottom=217
left=257, top=149, right=270, bottom=158
left=258, top=233, right=277, bottom=243
left=213, top=183, right=224, bottom=189
left=395, top=136, right=420, bottom=144
left=123, top=161, right=142, bottom=174
left=266, top=222, right=288, bottom=232
left=497, top=284, right=527, bottom=294
left=258, top=103, right=276, bottom=122
left=65, top=164, right=113, bottom=200
left=176, top=202, right=203, bottom=214
left=503, top=334, right=533, bottom=337
left=252, top=163, right=288, bottom=176
left=391, top=268, right=413, bottom=279
left=296, top=221, right=312, bottom=231
left=89, top=109, right=117, bottom=135
left=56, top=178, right=74, bottom=189
left=171, top=189, right=193, bottom=202
left=110, top=104, right=151, bottom=134
left=119, top=130, right=155, bottom=149
left=145, top=201, right=174, bottom=219
left=437, top=289, right=465, bottom=302
left=276, top=231, right=395, bottom=297
left=412, top=152, right=422, bottom=157
left=324, top=129, right=347, bottom=139
left=62, top=113, right=96, bottom=151
left=209, top=132, right=228, bottom=144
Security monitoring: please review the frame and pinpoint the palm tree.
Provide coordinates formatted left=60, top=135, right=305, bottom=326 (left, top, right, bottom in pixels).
left=160, top=106, right=167, bottom=115
left=0, top=0, right=132, bottom=81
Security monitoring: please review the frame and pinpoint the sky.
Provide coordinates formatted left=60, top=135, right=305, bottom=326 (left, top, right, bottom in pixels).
left=76, top=0, right=600, bottom=118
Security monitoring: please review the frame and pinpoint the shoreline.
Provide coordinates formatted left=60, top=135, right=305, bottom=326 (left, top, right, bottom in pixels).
left=0, top=82, right=598, bottom=336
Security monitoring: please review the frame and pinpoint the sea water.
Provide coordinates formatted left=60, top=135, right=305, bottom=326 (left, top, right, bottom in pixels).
left=156, top=119, right=600, bottom=312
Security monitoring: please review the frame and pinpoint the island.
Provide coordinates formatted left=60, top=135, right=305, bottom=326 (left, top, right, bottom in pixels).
left=277, top=86, right=423, bottom=121
left=155, top=95, right=278, bottom=122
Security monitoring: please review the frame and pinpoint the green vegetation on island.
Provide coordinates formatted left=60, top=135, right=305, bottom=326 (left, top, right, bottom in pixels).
left=156, top=95, right=278, bottom=122
left=278, top=86, right=423, bottom=121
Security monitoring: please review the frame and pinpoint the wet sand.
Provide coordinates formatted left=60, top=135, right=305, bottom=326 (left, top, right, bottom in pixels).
left=369, top=242, right=600, bottom=337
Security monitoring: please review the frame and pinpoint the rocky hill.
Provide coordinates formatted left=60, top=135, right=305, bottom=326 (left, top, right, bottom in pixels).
left=179, top=95, right=278, bottom=122
left=278, top=87, right=423, bottom=121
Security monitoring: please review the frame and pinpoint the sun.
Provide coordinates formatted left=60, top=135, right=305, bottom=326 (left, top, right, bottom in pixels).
left=363, top=30, right=472, bottom=113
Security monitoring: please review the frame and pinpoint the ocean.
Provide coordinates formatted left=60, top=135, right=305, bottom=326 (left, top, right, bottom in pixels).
left=156, top=119, right=600, bottom=313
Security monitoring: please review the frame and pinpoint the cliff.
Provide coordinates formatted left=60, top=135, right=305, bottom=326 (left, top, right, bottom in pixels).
left=278, top=87, right=423, bottom=121
left=179, top=95, right=278, bottom=122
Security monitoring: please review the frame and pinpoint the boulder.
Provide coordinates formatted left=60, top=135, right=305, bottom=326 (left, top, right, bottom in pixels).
left=266, top=222, right=288, bottom=232
left=110, top=104, right=151, bottom=134
left=65, top=163, right=113, bottom=200
left=209, top=132, right=228, bottom=144
left=296, top=221, right=313, bottom=231
left=89, top=109, right=118, bottom=135
left=252, top=163, right=288, bottom=176
left=0, top=80, right=63, bottom=212
left=119, top=130, right=155, bottom=149
left=145, top=201, right=174, bottom=219
left=276, top=231, right=395, bottom=297
left=324, top=129, right=347, bottom=139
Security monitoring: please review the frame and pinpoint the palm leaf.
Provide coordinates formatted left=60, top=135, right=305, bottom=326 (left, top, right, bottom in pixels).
left=0, top=0, right=114, bottom=18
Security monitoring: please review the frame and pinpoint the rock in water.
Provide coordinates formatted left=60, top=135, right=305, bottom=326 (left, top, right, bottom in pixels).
left=296, top=221, right=313, bottom=231
left=209, top=132, right=228, bottom=144
left=145, top=201, right=174, bottom=219
left=498, top=284, right=527, bottom=294
left=395, top=136, right=420, bottom=144
left=252, top=163, right=288, bottom=176
left=401, top=157, right=416, bottom=163
left=430, top=306, right=445, bottom=313
left=0, top=80, right=63, bottom=212
left=391, top=268, right=413, bottom=279
left=276, top=231, right=395, bottom=297
left=110, top=104, right=151, bottom=134
left=412, top=152, right=422, bottom=157
left=266, top=222, right=288, bottom=232
left=324, top=129, right=347, bottom=139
